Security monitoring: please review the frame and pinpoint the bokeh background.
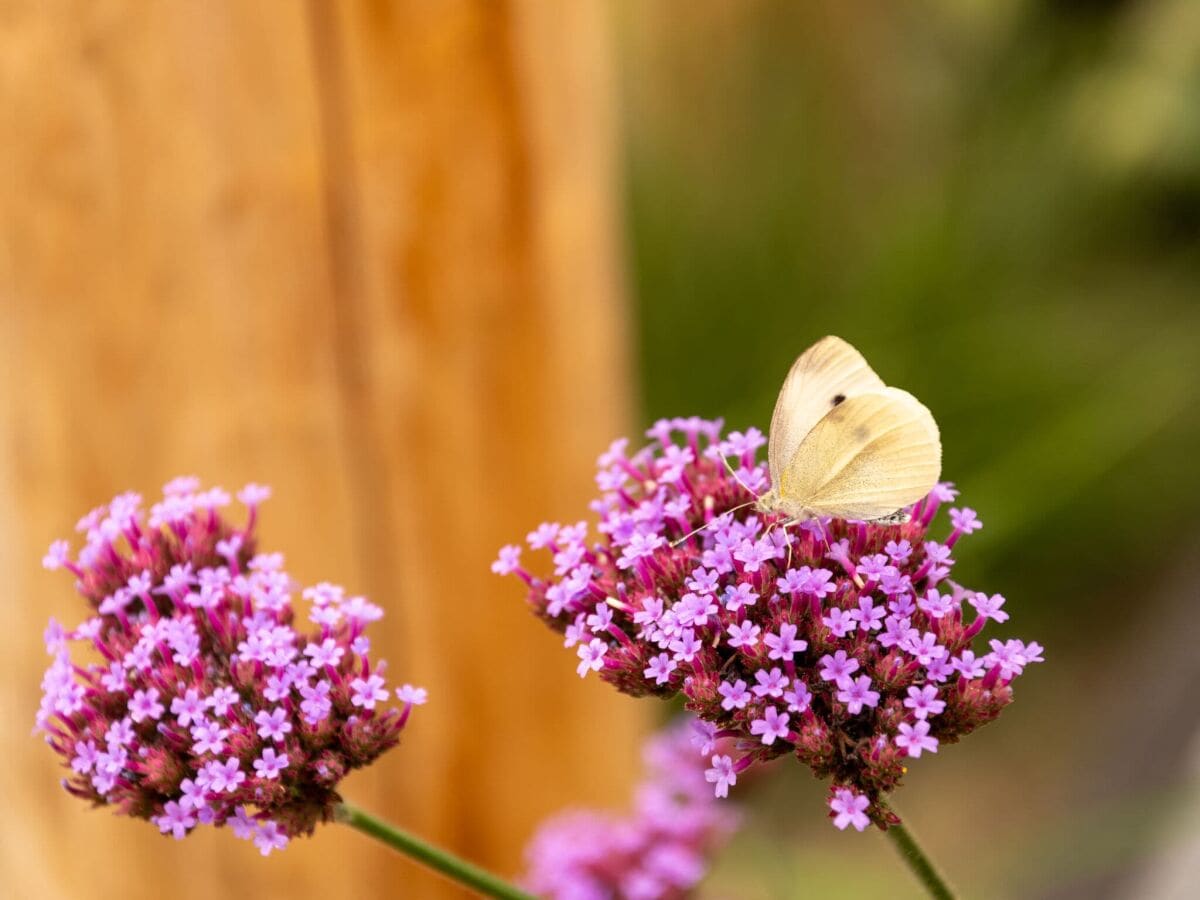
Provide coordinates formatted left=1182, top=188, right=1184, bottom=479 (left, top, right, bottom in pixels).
left=3, top=1, right=1199, bottom=898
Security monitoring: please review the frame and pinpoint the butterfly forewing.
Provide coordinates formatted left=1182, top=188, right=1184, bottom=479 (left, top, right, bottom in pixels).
left=777, top=387, right=941, bottom=521
left=767, top=336, right=886, bottom=488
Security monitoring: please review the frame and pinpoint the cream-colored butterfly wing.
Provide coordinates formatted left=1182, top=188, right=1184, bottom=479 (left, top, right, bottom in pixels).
left=776, top=387, right=941, bottom=521
left=766, top=336, right=886, bottom=489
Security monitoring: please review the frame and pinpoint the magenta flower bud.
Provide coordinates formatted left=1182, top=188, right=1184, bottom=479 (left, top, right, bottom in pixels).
left=36, top=480, right=427, bottom=852
left=499, top=419, right=1044, bottom=831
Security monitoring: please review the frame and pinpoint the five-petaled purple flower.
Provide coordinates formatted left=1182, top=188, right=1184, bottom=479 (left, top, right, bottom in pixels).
left=829, top=787, right=871, bottom=832
left=896, top=720, right=940, bottom=758
left=750, top=706, right=790, bottom=745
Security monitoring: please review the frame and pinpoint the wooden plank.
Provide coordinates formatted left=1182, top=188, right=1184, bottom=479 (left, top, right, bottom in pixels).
left=0, top=1, right=642, bottom=897
left=311, top=0, right=645, bottom=889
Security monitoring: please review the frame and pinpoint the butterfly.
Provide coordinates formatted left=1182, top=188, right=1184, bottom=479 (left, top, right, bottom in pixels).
left=754, top=336, right=941, bottom=524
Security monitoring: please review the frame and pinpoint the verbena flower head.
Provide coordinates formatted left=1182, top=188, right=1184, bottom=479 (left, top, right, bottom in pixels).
left=36, top=478, right=426, bottom=854
left=498, top=418, right=1043, bottom=832
left=522, top=716, right=739, bottom=899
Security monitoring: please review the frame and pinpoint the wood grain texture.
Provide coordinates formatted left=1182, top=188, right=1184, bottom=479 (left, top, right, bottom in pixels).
left=0, top=2, right=644, bottom=897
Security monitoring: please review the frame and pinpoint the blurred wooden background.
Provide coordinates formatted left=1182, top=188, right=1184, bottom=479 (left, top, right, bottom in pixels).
left=0, top=2, right=643, bottom=897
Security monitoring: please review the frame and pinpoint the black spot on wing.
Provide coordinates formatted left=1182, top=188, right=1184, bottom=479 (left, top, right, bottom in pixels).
left=832, top=394, right=846, bottom=406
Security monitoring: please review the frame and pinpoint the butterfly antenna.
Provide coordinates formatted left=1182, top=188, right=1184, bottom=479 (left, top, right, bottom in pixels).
left=718, top=454, right=762, bottom=501
left=670, top=499, right=757, bottom=548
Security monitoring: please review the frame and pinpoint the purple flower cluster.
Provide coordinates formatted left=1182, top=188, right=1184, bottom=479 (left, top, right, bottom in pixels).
left=497, top=418, right=1043, bottom=831
left=36, top=478, right=426, bottom=854
left=522, top=717, right=739, bottom=899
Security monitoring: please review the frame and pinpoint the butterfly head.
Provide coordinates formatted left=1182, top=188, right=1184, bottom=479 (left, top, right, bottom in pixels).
left=754, top=488, right=811, bottom=522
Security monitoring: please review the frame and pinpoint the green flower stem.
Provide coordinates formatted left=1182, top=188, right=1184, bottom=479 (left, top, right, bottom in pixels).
left=883, top=812, right=956, bottom=900
left=336, top=802, right=537, bottom=900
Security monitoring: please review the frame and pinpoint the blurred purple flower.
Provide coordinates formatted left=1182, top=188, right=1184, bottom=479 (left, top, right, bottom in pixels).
left=522, top=717, right=739, bottom=899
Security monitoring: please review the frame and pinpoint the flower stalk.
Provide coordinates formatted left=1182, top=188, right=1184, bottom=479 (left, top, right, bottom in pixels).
left=882, top=809, right=955, bottom=900
left=336, top=803, right=536, bottom=900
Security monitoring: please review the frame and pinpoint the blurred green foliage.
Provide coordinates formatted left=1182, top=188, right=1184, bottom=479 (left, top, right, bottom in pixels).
left=617, top=0, right=1200, bottom=640
left=614, top=2, right=1200, bottom=895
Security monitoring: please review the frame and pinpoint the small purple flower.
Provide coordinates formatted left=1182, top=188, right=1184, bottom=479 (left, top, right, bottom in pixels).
left=951, top=651, right=986, bottom=679
left=262, top=673, right=292, bottom=703
left=616, top=532, right=665, bottom=569
left=575, top=639, right=608, bottom=678
left=918, top=589, right=954, bottom=620
left=71, top=739, right=99, bottom=775
left=253, top=820, right=289, bottom=856
left=586, top=603, right=615, bottom=634
left=491, top=544, right=523, bottom=576
left=818, top=650, right=860, bottom=686
left=253, top=748, right=289, bottom=780
left=154, top=801, right=196, bottom=839
left=204, top=758, right=246, bottom=793
left=904, top=685, right=946, bottom=720
left=299, top=679, right=333, bottom=724
left=229, top=806, right=257, bottom=840
left=705, top=754, right=737, bottom=798
left=170, top=689, right=206, bottom=728
left=205, top=686, right=239, bottom=718
left=179, top=777, right=208, bottom=811
left=190, top=721, right=230, bottom=756
left=902, top=631, right=947, bottom=666
left=733, top=538, right=777, bottom=573
left=822, top=607, right=857, bottom=638
left=878, top=615, right=916, bottom=650
left=304, top=637, right=346, bottom=668
left=949, top=507, right=982, bottom=536
left=718, top=679, right=751, bottom=711
left=836, top=676, right=880, bottom=715
left=830, top=788, right=870, bottom=832
left=796, top=566, right=836, bottom=599
left=749, top=706, right=790, bottom=746
left=925, top=656, right=955, bottom=683
left=856, top=554, right=889, bottom=582
left=238, top=483, right=272, bottom=506
left=669, top=629, right=703, bottom=663
left=396, top=684, right=428, bottom=706
left=851, top=597, right=886, bottom=633
left=644, top=653, right=677, bottom=686
left=969, top=592, right=1009, bottom=623
left=752, top=667, right=789, bottom=699
left=106, top=718, right=135, bottom=748
left=254, top=708, right=293, bottom=742
left=986, top=639, right=1037, bottom=678
left=783, top=681, right=812, bottom=713
left=128, top=688, right=164, bottom=723
left=99, top=663, right=127, bottom=693
left=764, top=623, right=807, bottom=661
left=726, top=620, right=761, bottom=649
left=43, top=540, right=71, bottom=571
left=687, top=568, right=720, bottom=595
left=722, top=582, right=759, bottom=612
left=896, top=720, right=939, bottom=758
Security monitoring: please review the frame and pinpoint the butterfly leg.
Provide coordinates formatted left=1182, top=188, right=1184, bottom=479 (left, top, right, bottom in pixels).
left=780, top=518, right=802, bottom=570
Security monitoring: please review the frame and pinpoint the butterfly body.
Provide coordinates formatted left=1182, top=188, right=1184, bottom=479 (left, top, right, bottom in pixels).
left=757, top=336, right=941, bottom=524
